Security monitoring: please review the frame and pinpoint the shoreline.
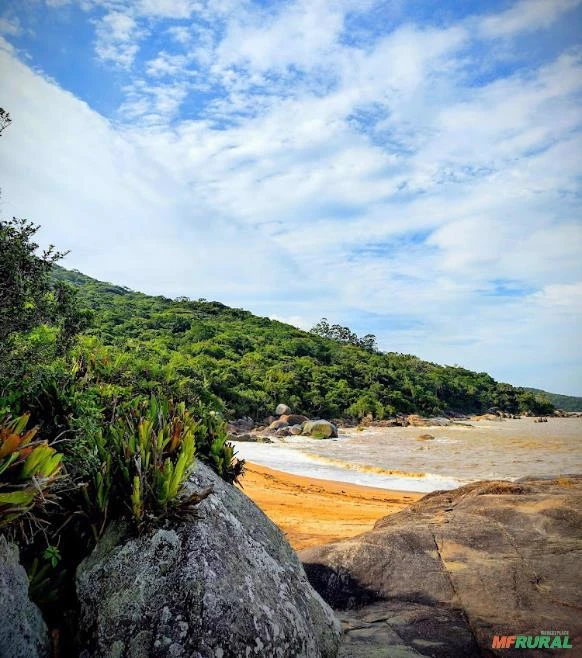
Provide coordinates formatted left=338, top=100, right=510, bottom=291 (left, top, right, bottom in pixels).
left=237, top=462, right=422, bottom=551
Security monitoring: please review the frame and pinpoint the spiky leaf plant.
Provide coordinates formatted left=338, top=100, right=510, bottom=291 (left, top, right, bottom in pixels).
left=192, top=407, right=245, bottom=485
left=91, top=397, right=212, bottom=532
left=0, top=413, right=62, bottom=527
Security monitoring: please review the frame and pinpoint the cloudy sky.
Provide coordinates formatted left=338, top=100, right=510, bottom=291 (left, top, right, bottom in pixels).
left=0, top=0, right=581, bottom=394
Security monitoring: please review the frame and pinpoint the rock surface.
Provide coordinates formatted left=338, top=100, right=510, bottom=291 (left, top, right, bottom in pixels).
left=268, top=418, right=290, bottom=431
left=302, top=420, right=338, bottom=439
left=0, top=536, right=50, bottom=658
left=280, top=414, right=309, bottom=426
left=301, top=476, right=582, bottom=657
left=406, top=415, right=451, bottom=427
left=77, top=461, right=340, bottom=657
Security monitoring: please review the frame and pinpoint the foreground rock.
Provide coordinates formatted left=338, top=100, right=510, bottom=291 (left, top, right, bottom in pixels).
left=0, top=536, right=50, bottom=658
left=301, top=476, right=582, bottom=657
left=77, top=461, right=340, bottom=657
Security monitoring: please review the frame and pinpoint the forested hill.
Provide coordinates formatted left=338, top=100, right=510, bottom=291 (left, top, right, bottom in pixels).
left=522, top=388, right=582, bottom=412
left=52, top=266, right=555, bottom=419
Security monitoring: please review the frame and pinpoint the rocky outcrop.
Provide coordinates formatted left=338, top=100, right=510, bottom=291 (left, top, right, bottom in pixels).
left=77, top=461, right=340, bottom=657
left=405, top=415, right=451, bottom=427
left=0, top=536, right=50, bottom=658
left=301, top=476, right=582, bottom=657
left=276, top=403, right=291, bottom=416
left=302, top=420, right=338, bottom=439
left=280, top=414, right=309, bottom=426
left=228, top=432, right=257, bottom=442
left=268, top=418, right=291, bottom=431
left=470, top=413, right=505, bottom=422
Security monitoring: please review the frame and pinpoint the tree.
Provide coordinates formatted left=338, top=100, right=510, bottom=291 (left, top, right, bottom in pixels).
left=0, top=218, right=68, bottom=343
left=0, top=218, right=89, bottom=409
left=310, top=317, right=377, bottom=352
left=0, top=108, right=11, bottom=136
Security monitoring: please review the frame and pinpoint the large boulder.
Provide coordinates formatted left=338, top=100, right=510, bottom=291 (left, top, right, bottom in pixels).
left=302, top=420, right=338, bottom=439
left=77, top=461, right=340, bottom=657
left=301, top=476, right=582, bottom=657
left=276, top=403, right=291, bottom=416
left=0, top=536, right=50, bottom=658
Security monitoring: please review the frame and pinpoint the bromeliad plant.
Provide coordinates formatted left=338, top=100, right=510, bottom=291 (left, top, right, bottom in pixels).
left=0, top=413, right=62, bottom=528
left=192, top=406, right=245, bottom=485
left=90, top=396, right=212, bottom=533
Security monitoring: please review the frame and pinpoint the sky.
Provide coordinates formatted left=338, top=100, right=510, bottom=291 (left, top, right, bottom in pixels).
left=0, top=0, right=581, bottom=395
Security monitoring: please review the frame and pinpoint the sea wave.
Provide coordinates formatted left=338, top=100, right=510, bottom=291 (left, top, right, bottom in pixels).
left=231, top=440, right=465, bottom=492
left=301, top=453, right=429, bottom=479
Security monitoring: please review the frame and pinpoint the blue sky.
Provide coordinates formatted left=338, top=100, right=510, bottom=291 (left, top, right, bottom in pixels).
left=0, top=0, right=581, bottom=394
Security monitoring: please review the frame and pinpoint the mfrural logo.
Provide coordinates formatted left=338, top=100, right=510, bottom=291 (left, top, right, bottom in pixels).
left=491, top=631, right=572, bottom=650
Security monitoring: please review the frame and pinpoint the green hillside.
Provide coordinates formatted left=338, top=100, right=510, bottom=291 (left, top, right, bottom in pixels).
left=48, top=266, right=554, bottom=419
left=521, top=388, right=582, bottom=412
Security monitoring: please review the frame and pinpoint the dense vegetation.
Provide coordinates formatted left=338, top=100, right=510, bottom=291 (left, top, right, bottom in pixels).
left=0, top=217, right=243, bottom=648
left=48, top=265, right=555, bottom=421
left=522, top=388, right=582, bottom=412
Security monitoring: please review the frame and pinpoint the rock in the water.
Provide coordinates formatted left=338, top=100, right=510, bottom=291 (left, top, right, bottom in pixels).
left=276, top=403, right=291, bottom=416
left=406, top=415, right=450, bottom=427
left=301, top=476, right=582, bottom=657
left=302, top=420, right=338, bottom=439
left=0, top=536, right=50, bottom=658
left=77, top=461, right=340, bottom=657
left=276, top=428, right=291, bottom=437
left=471, top=413, right=505, bottom=422
left=416, top=433, right=435, bottom=441
left=290, top=424, right=303, bottom=435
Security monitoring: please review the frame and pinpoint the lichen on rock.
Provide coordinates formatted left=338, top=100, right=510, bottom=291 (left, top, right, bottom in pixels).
left=0, top=536, right=50, bottom=658
left=77, top=461, right=340, bottom=657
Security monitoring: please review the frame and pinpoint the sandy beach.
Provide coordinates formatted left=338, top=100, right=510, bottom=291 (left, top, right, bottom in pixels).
left=237, top=462, right=422, bottom=550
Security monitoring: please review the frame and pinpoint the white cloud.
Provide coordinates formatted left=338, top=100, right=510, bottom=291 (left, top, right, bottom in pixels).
left=137, top=0, right=201, bottom=19
left=0, top=42, right=297, bottom=303
left=0, top=17, right=22, bottom=37
left=145, top=52, right=189, bottom=77
left=94, top=10, right=142, bottom=68
left=217, top=0, right=345, bottom=74
left=166, top=26, right=191, bottom=44
left=479, top=0, right=581, bottom=38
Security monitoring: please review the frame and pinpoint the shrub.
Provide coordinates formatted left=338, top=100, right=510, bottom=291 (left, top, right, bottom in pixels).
left=88, top=397, right=213, bottom=533
left=0, top=413, right=62, bottom=528
left=192, top=407, right=245, bottom=484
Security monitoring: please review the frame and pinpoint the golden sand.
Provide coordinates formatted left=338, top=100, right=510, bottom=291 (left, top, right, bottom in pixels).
left=237, top=462, right=422, bottom=551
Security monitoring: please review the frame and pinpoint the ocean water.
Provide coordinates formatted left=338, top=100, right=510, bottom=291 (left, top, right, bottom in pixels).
left=232, top=417, right=582, bottom=493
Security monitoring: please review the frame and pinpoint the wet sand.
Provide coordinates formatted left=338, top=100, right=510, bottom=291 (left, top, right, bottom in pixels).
left=237, top=462, right=422, bottom=550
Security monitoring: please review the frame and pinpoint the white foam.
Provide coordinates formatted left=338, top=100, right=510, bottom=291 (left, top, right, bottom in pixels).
left=232, top=441, right=464, bottom=492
